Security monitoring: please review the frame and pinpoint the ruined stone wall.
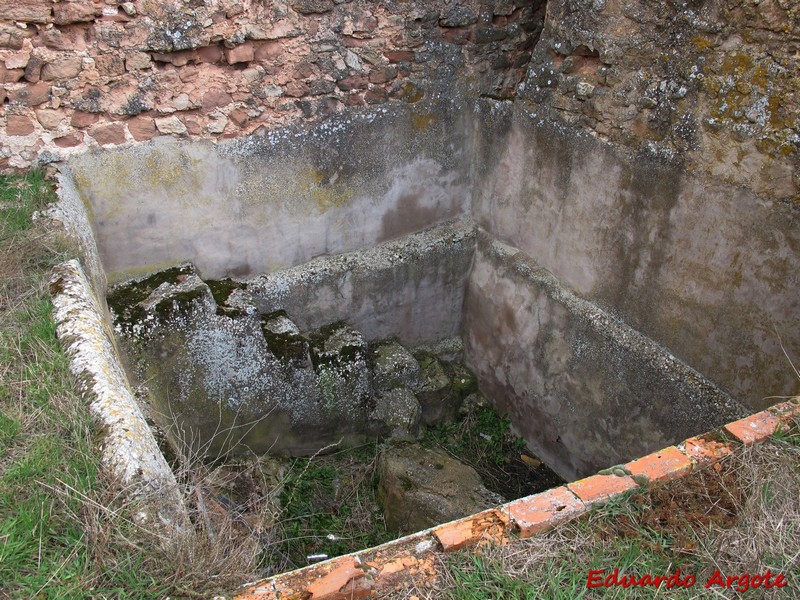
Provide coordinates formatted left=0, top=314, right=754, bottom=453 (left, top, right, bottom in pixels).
left=522, top=0, right=799, bottom=202
left=0, top=0, right=545, bottom=169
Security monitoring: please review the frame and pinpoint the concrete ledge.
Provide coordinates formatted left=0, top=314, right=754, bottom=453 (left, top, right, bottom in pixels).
left=49, top=259, right=189, bottom=537
left=233, top=399, right=800, bottom=598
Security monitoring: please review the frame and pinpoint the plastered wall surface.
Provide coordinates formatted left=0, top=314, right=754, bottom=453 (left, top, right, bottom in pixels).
left=246, top=219, right=476, bottom=344
left=65, top=99, right=472, bottom=282
left=462, top=232, right=747, bottom=480
left=472, top=105, right=799, bottom=409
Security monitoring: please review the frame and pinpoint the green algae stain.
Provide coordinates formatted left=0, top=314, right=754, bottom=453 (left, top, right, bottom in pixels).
left=294, top=167, right=355, bottom=214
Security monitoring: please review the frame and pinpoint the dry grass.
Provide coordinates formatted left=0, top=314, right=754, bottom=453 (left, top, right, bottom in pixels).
left=403, top=430, right=799, bottom=599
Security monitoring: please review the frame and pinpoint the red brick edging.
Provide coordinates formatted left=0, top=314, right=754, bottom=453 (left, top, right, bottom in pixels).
left=234, top=398, right=800, bottom=599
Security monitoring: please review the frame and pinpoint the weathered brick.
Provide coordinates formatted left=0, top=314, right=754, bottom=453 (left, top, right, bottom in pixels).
left=305, top=557, right=363, bottom=598
left=505, top=486, right=585, bottom=537
left=6, top=114, right=35, bottom=136
left=724, top=411, right=780, bottom=445
left=434, top=509, right=509, bottom=552
left=767, top=398, right=800, bottom=426
left=681, top=435, right=734, bottom=465
left=625, top=446, right=693, bottom=484
left=567, top=473, right=637, bottom=504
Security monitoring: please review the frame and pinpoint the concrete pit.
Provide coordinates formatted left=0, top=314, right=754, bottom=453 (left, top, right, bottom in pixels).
left=49, top=89, right=795, bottom=573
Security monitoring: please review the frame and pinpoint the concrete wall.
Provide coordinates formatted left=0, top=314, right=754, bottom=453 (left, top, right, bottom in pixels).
left=66, top=98, right=471, bottom=282
left=247, top=219, right=476, bottom=345
left=462, top=233, right=747, bottom=480
left=471, top=101, right=800, bottom=409
left=113, top=222, right=475, bottom=456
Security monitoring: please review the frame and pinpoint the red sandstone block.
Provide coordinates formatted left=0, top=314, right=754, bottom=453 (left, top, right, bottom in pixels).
left=8, top=82, right=50, bottom=106
left=567, top=473, right=637, bottom=504
left=336, top=75, right=369, bottom=91
left=54, top=1, right=96, bottom=24
left=505, top=486, right=585, bottom=537
left=0, top=65, right=24, bottom=83
left=71, top=111, right=100, bottom=128
left=364, top=87, right=388, bottom=104
left=1, top=0, right=52, bottom=23
left=434, top=508, right=509, bottom=552
left=254, top=41, right=282, bottom=61
left=724, top=411, right=780, bottom=445
left=54, top=132, right=83, bottom=147
left=626, top=446, right=693, bottom=484
left=680, top=435, right=734, bottom=465
left=201, top=89, right=233, bottom=112
left=41, top=56, right=83, bottom=80
left=91, top=123, right=126, bottom=145
left=384, top=50, right=414, bottom=63
left=6, top=114, right=35, bottom=136
left=126, top=116, right=157, bottom=141
left=228, top=108, right=251, bottom=128
left=197, top=45, right=224, bottom=63
left=224, top=42, right=255, bottom=64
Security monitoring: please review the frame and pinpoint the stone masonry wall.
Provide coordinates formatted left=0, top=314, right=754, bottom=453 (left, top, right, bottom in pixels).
left=0, top=0, right=545, bottom=170
left=523, top=0, right=799, bottom=202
